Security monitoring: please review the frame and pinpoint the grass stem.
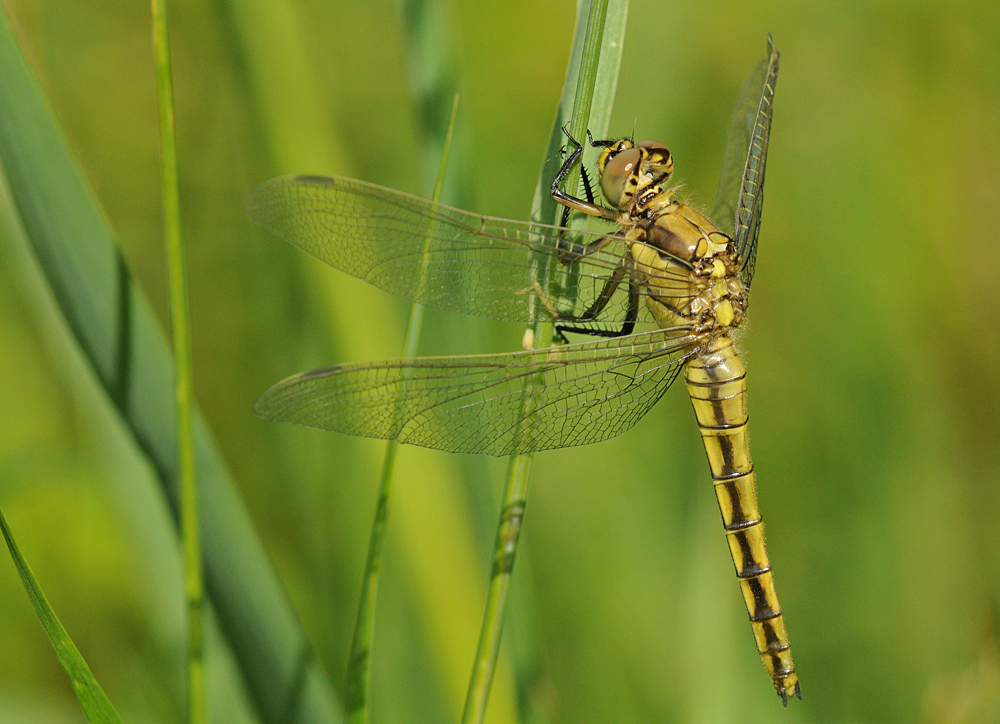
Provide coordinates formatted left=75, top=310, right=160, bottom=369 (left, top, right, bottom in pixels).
left=345, top=93, right=460, bottom=724
left=150, top=1, right=204, bottom=721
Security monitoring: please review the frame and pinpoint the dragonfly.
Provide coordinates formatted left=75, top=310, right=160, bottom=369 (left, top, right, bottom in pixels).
left=246, top=38, right=796, bottom=704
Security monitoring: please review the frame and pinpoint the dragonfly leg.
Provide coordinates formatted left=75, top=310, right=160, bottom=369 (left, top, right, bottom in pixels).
left=621, top=279, right=640, bottom=335
left=557, top=166, right=597, bottom=226
left=586, top=129, right=619, bottom=148
left=557, top=165, right=598, bottom=225
left=555, top=272, right=639, bottom=339
left=517, top=262, right=634, bottom=336
left=554, top=157, right=624, bottom=265
left=558, top=231, right=617, bottom=265
left=556, top=165, right=610, bottom=263
left=580, top=164, right=598, bottom=205
left=515, top=281, right=564, bottom=321
left=579, top=264, right=629, bottom=320
left=551, top=125, right=617, bottom=221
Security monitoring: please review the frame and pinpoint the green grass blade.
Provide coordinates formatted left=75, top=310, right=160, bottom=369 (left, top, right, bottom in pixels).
left=564, top=0, right=610, bottom=160
left=224, top=1, right=505, bottom=720
left=461, top=453, right=533, bottom=724
left=0, top=9, right=342, bottom=723
left=0, top=504, right=124, bottom=723
left=345, top=93, right=460, bottom=724
left=345, top=8, right=464, bottom=722
left=149, top=0, right=205, bottom=721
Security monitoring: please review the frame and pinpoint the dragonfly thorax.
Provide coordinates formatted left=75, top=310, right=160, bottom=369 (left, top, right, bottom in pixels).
left=626, top=195, right=747, bottom=333
left=588, top=137, right=748, bottom=334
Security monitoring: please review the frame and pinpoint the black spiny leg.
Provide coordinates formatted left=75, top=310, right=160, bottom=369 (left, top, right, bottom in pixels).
left=557, top=165, right=611, bottom=263
left=551, top=263, right=626, bottom=340
left=555, top=271, right=640, bottom=339
left=551, top=125, right=617, bottom=222
left=557, top=165, right=597, bottom=228
left=580, top=164, right=597, bottom=204
left=552, top=124, right=583, bottom=192
left=557, top=165, right=596, bottom=239
left=586, top=129, right=618, bottom=148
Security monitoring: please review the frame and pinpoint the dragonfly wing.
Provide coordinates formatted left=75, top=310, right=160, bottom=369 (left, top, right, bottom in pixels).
left=712, top=35, right=780, bottom=289
left=245, top=175, right=691, bottom=331
left=255, top=328, right=704, bottom=456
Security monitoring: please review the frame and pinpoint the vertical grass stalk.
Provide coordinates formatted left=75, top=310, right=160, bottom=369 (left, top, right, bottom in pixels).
left=460, top=453, right=532, bottom=724
left=345, top=94, right=460, bottom=724
left=150, top=2, right=204, bottom=721
left=460, top=1, right=628, bottom=722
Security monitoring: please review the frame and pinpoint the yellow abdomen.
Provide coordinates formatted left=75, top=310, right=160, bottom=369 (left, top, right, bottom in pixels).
left=684, top=336, right=799, bottom=703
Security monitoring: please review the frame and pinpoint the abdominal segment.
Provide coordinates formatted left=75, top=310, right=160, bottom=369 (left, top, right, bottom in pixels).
left=684, top=335, right=799, bottom=702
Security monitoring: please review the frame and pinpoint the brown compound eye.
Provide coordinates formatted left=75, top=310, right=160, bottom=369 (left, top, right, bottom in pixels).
left=600, top=147, right=641, bottom=207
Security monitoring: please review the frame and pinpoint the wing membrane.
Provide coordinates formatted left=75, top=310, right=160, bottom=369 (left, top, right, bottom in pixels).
left=245, top=175, right=695, bottom=332
left=255, top=328, right=704, bottom=456
left=712, top=35, right=780, bottom=288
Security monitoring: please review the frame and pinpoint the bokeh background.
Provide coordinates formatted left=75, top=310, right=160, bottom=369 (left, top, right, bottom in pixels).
left=1, top=1, right=999, bottom=722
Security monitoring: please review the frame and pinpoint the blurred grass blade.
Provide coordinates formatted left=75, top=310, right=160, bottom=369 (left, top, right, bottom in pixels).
left=0, top=504, right=124, bottom=723
left=345, top=8, right=463, bottom=723
left=403, top=3, right=523, bottom=721
left=0, top=8, right=342, bottom=723
left=345, top=93, right=460, bottom=724
left=149, top=0, right=205, bottom=721
left=403, top=0, right=463, bottom=190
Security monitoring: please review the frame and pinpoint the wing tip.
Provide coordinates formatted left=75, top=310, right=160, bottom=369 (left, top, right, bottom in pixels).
left=766, top=34, right=780, bottom=69
left=253, top=368, right=322, bottom=421
left=253, top=388, right=279, bottom=421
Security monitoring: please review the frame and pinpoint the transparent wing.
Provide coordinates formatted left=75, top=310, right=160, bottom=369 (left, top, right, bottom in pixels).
left=255, top=328, right=705, bottom=456
left=245, top=175, right=697, bottom=333
left=712, top=35, right=780, bottom=289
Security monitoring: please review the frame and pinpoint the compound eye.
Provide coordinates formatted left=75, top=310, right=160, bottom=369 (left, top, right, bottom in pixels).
left=600, top=147, right=641, bottom=207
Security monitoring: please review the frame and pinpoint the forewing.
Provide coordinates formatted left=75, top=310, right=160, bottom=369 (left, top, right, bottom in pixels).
left=245, top=175, right=693, bottom=332
left=712, top=36, right=780, bottom=289
left=255, top=328, right=703, bottom=456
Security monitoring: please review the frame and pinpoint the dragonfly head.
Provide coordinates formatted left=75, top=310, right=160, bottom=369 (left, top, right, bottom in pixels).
left=598, top=139, right=674, bottom=210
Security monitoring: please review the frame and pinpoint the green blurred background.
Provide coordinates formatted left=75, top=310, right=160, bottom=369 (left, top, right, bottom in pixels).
left=1, top=0, right=999, bottom=722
